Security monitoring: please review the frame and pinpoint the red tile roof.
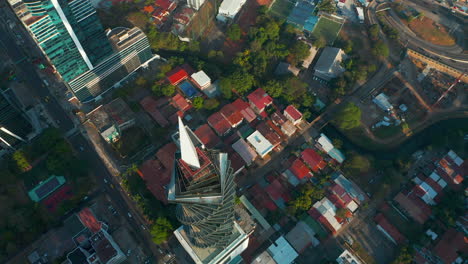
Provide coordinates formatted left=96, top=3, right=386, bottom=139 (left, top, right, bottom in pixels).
left=231, top=98, right=257, bottom=122
left=78, top=208, right=102, bottom=233
left=264, top=179, right=291, bottom=202
left=171, top=93, right=192, bottom=112
left=256, top=121, right=282, bottom=147
left=194, top=124, right=221, bottom=149
left=156, top=143, right=177, bottom=169
left=250, top=184, right=277, bottom=211
left=247, top=88, right=273, bottom=111
left=140, top=96, right=169, bottom=127
left=301, top=149, right=327, bottom=172
left=228, top=151, right=246, bottom=173
left=207, top=112, right=231, bottom=136
left=394, top=191, right=432, bottom=224
left=434, top=228, right=468, bottom=264
left=374, top=213, right=406, bottom=244
left=166, top=68, right=188, bottom=85
left=140, top=158, right=170, bottom=204
left=271, top=112, right=287, bottom=126
left=220, top=104, right=244, bottom=127
left=289, top=159, right=312, bottom=180
left=284, top=105, right=302, bottom=121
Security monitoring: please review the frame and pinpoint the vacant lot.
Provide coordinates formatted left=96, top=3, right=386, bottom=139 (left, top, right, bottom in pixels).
left=312, top=16, right=343, bottom=44
left=405, top=17, right=456, bottom=46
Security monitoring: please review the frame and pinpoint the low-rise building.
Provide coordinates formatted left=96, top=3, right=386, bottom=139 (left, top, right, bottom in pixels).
left=275, top=62, right=300, bottom=76
left=231, top=98, right=257, bottom=123
left=284, top=105, right=303, bottom=125
left=313, top=47, right=346, bottom=81
left=285, top=221, right=320, bottom=253
left=166, top=67, right=189, bottom=85
left=140, top=96, right=170, bottom=127
left=216, top=0, right=247, bottom=22
left=317, top=133, right=345, bottom=163
left=373, top=93, right=393, bottom=112
left=247, top=88, right=273, bottom=116
left=232, top=138, right=258, bottom=165
left=208, top=112, right=232, bottom=136
left=374, top=213, right=406, bottom=245
left=264, top=236, right=298, bottom=264
left=220, top=104, right=244, bottom=128
left=87, top=98, right=136, bottom=143
left=282, top=158, right=313, bottom=186
left=191, top=70, right=211, bottom=90
left=194, top=124, right=221, bottom=149
left=308, top=197, right=342, bottom=235
left=247, top=130, right=273, bottom=158
left=336, top=249, right=362, bottom=264
left=301, top=148, right=327, bottom=172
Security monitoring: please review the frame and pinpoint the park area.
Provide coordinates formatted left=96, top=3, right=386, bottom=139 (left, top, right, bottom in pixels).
left=405, top=17, right=456, bottom=46
left=311, top=16, right=343, bottom=44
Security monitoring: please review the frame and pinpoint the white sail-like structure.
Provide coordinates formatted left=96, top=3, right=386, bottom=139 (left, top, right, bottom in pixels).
left=178, top=116, right=200, bottom=169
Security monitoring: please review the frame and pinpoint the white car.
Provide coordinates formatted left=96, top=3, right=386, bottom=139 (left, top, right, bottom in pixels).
left=128, top=212, right=132, bottom=218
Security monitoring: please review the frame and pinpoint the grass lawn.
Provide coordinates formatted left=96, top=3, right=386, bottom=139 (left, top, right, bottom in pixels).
left=311, top=16, right=343, bottom=44
left=270, top=0, right=295, bottom=19
left=112, top=126, right=150, bottom=158
left=405, top=17, right=455, bottom=46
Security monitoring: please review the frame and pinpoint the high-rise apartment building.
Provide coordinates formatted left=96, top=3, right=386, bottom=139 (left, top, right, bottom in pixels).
left=168, top=117, right=249, bottom=264
left=22, top=0, right=112, bottom=82
left=13, top=0, right=154, bottom=102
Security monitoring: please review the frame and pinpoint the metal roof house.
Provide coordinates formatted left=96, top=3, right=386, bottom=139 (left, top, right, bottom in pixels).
left=313, top=47, right=346, bottom=81
left=373, top=93, right=393, bottom=112
left=247, top=131, right=273, bottom=158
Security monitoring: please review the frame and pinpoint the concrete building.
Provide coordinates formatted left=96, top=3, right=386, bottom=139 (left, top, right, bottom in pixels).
left=67, top=27, right=153, bottom=102
left=247, top=131, right=273, bottom=158
left=13, top=0, right=154, bottom=102
left=313, top=47, right=346, bottom=81
left=168, top=117, right=249, bottom=263
left=216, top=0, right=247, bottom=22
left=336, top=249, right=362, bottom=264
left=187, top=0, right=206, bottom=10
left=372, top=93, right=393, bottom=112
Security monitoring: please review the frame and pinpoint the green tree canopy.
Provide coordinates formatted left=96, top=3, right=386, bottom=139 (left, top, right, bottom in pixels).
left=150, top=217, right=174, bottom=244
left=371, top=41, right=389, bottom=58
left=345, top=154, right=371, bottom=174
left=203, top=98, right=220, bottom=110
left=368, top=24, right=380, bottom=39
left=288, top=41, right=311, bottom=65
left=317, top=0, right=337, bottom=13
left=335, top=103, right=362, bottom=130
left=219, top=70, right=254, bottom=98
left=227, top=24, right=242, bottom=41
left=192, top=97, right=204, bottom=110
left=313, top=36, right=327, bottom=49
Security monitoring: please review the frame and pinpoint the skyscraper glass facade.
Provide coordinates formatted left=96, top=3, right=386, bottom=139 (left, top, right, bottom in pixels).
left=23, top=0, right=112, bottom=82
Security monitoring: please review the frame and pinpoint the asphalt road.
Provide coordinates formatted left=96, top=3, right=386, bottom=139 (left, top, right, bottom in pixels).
left=0, top=5, right=164, bottom=261
left=0, top=7, right=74, bottom=132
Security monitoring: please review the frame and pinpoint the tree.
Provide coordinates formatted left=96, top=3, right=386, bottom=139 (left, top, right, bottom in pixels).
left=313, top=36, right=327, bottom=49
left=342, top=40, right=353, bottom=54
left=263, top=80, right=283, bottom=98
left=203, top=98, right=220, bottom=110
left=331, top=76, right=347, bottom=99
left=192, top=97, right=204, bottom=110
left=332, top=138, right=343, bottom=149
left=135, top=76, right=148, bottom=88
left=226, top=24, right=242, bottom=41
left=371, top=41, right=389, bottom=58
left=288, top=41, right=310, bottom=65
left=317, top=0, right=337, bottom=13
left=282, top=77, right=307, bottom=104
left=391, top=246, right=413, bottom=264
left=334, top=103, right=362, bottom=130
left=368, top=24, right=380, bottom=39
left=150, top=217, right=173, bottom=244
left=12, top=150, right=30, bottom=172
left=219, top=70, right=254, bottom=97
left=345, top=154, right=371, bottom=173
left=161, top=84, right=175, bottom=96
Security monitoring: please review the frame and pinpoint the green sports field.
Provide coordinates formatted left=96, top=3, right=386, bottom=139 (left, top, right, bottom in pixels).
left=270, top=0, right=295, bottom=19
left=311, top=16, right=343, bottom=44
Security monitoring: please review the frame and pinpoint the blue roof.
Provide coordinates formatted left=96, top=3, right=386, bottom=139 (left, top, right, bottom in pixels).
left=178, top=81, right=197, bottom=98
left=287, top=1, right=318, bottom=32
left=328, top=148, right=345, bottom=163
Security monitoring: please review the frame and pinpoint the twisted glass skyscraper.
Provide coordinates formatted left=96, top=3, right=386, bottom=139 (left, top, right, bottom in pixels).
left=169, top=117, right=237, bottom=249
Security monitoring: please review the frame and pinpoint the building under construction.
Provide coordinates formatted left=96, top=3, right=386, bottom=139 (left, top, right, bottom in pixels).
left=168, top=117, right=249, bottom=264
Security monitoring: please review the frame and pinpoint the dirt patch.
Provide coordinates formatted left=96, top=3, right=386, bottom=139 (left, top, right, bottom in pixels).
left=404, top=17, right=456, bottom=46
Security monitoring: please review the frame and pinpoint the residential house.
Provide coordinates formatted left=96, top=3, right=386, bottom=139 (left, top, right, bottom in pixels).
left=264, top=178, right=292, bottom=209
left=247, top=88, right=273, bottom=117
left=231, top=98, right=257, bottom=123
left=220, top=103, right=244, bottom=128
left=433, top=228, right=468, bottom=264
left=265, top=236, right=298, bottom=264
left=285, top=221, right=320, bottom=254
left=166, top=67, right=189, bottom=85
left=232, top=138, right=258, bottom=165
left=140, top=96, right=169, bottom=127
left=207, top=112, right=231, bottom=136
left=256, top=121, right=283, bottom=150
left=275, top=62, right=300, bottom=76
left=282, top=158, right=313, bottom=186
left=194, top=124, right=220, bottom=149
left=313, top=47, right=346, bottom=81
left=317, top=133, right=346, bottom=163
left=247, top=130, right=274, bottom=158
left=308, top=197, right=342, bottom=235
left=191, top=70, right=211, bottom=90
left=374, top=213, right=406, bottom=245
left=284, top=105, right=303, bottom=125
left=301, top=148, right=327, bottom=172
